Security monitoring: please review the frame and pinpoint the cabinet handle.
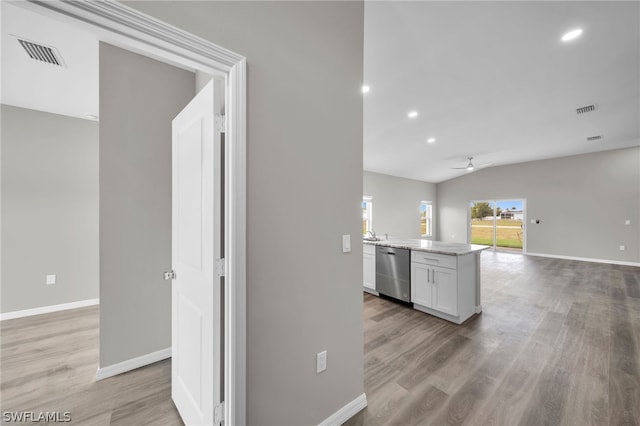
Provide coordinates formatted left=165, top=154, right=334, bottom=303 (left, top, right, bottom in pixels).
left=424, top=257, right=439, bottom=262
left=427, top=268, right=430, bottom=283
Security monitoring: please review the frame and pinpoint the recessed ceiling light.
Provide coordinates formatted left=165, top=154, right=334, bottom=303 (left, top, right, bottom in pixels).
left=408, top=111, right=418, bottom=118
left=561, top=28, right=583, bottom=42
left=427, top=138, right=436, bottom=143
left=361, top=85, right=370, bottom=94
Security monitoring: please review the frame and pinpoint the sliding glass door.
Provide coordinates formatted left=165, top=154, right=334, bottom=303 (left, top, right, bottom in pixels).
left=469, top=199, right=525, bottom=252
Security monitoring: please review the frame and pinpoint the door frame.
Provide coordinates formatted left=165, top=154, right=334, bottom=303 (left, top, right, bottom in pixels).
left=468, top=199, right=527, bottom=253
left=22, top=1, right=247, bottom=424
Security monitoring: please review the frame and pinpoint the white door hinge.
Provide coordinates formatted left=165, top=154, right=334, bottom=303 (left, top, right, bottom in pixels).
left=215, top=258, right=225, bottom=277
left=214, top=402, right=224, bottom=425
left=215, top=114, right=226, bottom=133
left=163, top=270, right=175, bottom=280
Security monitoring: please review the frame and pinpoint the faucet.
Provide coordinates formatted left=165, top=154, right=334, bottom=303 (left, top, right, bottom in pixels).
left=366, top=230, right=376, bottom=240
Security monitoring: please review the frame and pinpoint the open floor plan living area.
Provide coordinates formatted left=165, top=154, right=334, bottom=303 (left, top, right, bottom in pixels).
left=1, top=1, right=639, bottom=425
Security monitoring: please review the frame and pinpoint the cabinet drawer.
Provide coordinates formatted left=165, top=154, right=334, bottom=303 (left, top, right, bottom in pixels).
left=363, top=244, right=376, bottom=255
left=411, top=251, right=457, bottom=269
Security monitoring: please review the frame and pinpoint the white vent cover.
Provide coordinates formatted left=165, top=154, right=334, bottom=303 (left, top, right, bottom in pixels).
left=17, top=38, right=64, bottom=66
left=576, top=104, right=598, bottom=115
left=586, top=135, right=604, bottom=141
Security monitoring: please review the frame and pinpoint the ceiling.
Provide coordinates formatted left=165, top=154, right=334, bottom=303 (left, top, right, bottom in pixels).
left=363, top=1, right=640, bottom=183
left=2, top=2, right=638, bottom=177
left=1, top=2, right=98, bottom=120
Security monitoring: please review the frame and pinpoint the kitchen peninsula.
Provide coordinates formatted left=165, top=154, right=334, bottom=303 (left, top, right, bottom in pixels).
left=363, top=238, right=489, bottom=324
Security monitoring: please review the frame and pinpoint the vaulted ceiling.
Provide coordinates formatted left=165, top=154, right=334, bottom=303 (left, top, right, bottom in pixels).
left=363, top=1, right=640, bottom=182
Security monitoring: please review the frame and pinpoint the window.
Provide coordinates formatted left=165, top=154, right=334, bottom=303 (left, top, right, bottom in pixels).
left=420, top=201, right=432, bottom=238
left=362, top=196, right=373, bottom=235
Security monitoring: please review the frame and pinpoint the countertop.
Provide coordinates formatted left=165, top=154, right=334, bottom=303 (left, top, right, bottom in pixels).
left=363, top=238, right=490, bottom=256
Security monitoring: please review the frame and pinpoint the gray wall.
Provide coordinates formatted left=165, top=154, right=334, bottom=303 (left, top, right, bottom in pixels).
left=124, top=2, right=364, bottom=425
left=363, top=171, right=437, bottom=239
left=437, top=147, right=640, bottom=263
left=1, top=105, right=98, bottom=313
left=99, top=43, right=194, bottom=366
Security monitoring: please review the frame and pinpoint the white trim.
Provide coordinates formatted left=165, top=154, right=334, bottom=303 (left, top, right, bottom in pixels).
left=95, top=347, right=171, bottom=381
left=526, top=252, right=640, bottom=267
left=0, top=298, right=99, bottom=321
left=318, top=393, right=367, bottom=426
left=22, top=2, right=247, bottom=424
left=475, top=305, right=483, bottom=314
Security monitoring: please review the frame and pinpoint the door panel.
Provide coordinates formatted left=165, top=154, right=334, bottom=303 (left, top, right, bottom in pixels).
left=432, top=266, right=457, bottom=316
left=410, top=262, right=431, bottom=307
left=172, top=79, right=222, bottom=425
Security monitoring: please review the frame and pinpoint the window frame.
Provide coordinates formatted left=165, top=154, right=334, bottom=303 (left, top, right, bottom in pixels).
left=362, top=196, right=373, bottom=236
left=420, top=201, right=433, bottom=238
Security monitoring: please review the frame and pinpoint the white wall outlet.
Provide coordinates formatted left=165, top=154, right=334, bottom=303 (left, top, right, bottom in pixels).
left=316, top=350, right=327, bottom=374
left=625, top=220, right=631, bottom=225
left=531, top=219, right=535, bottom=224
left=620, top=245, right=626, bottom=251
left=46, top=274, right=56, bottom=285
left=342, top=235, right=351, bottom=253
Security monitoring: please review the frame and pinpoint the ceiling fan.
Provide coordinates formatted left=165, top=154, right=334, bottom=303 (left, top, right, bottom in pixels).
left=451, top=157, right=476, bottom=171
left=451, top=157, right=492, bottom=172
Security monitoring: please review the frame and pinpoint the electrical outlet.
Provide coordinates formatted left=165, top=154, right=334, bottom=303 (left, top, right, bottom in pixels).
left=46, top=274, right=56, bottom=285
left=620, top=245, right=626, bottom=251
left=316, top=350, right=327, bottom=374
left=625, top=220, right=631, bottom=225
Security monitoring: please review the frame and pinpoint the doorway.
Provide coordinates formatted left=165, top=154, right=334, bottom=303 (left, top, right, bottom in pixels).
left=469, top=199, right=526, bottom=252
left=16, top=2, right=247, bottom=425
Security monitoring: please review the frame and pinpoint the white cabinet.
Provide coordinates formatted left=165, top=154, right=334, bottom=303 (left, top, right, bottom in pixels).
left=431, top=266, right=458, bottom=316
left=411, top=251, right=476, bottom=324
left=363, top=244, right=377, bottom=294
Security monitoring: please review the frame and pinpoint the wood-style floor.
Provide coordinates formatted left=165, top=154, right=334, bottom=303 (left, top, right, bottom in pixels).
left=346, top=251, right=640, bottom=426
left=2, top=252, right=639, bottom=425
left=0, top=305, right=183, bottom=426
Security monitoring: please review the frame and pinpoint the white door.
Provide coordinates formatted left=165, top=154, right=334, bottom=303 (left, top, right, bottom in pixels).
left=432, top=266, right=458, bottom=316
left=410, top=262, right=432, bottom=307
left=171, top=80, right=223, bottom=426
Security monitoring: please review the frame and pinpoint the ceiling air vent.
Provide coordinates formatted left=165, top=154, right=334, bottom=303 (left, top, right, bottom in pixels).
left=17, top=38, right=64, bottom=66
left=586, top=135, right=604, bottom=142
left=576, top=104, right=597, bottom=115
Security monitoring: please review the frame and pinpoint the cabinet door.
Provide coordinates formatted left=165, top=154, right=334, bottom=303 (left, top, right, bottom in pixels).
left=363, top=252, right=376, bottom=290
left=411, top=262, right=432, bottom=307
left=432, top=266, right=458, bottom=316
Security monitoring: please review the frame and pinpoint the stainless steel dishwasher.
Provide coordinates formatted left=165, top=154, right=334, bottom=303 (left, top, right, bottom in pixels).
left=375, top=246, right=411, bottom=302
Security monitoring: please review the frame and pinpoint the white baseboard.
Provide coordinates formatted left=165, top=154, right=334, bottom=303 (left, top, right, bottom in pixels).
left=526, top=252, right=640, bottom=267
left=0, top=298, right=99, bottom=321
left=96, top=347, right=171, bottom=381
left=475, top=305, right=483, bottom=314
left=318, top=393, right=367, bottom=426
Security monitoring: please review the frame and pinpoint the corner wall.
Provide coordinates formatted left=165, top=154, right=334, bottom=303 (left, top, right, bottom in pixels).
left=124, top=2, right=365, bottom=424
left=363, top=171, right=437, bottom=239
left=99, top=43, right=195, bottom=367
left=1, top=105, right=99, bottom=314
left=436, top=147, right=640, bottom=263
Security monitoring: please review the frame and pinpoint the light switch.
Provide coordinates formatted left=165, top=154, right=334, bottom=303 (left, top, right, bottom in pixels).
left=46, top=274, right=56, bottom=285
left=620, top=245, right=626, bottom=251
left=342, top=234, right=351, bottom=253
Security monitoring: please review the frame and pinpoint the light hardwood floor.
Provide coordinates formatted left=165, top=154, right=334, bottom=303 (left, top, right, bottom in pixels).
left=347, top=251, right=640, bottom=426
left=0, top=306, right=182, bottom=426
left=2, top=251, right=639, bottom=425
